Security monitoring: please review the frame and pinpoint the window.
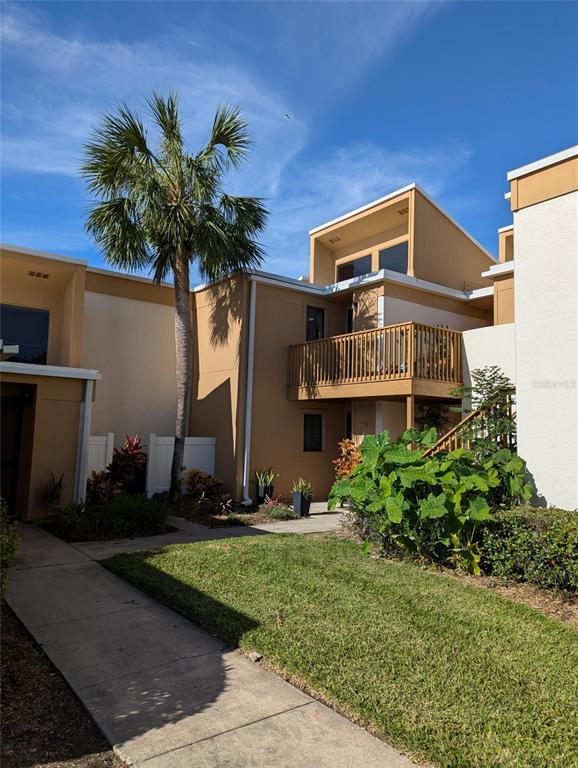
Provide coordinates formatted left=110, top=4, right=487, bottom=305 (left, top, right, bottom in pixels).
left=303, top=413, right=323, bottom=452
left=345, top=410, right=352, bottom=440
left=306, top=306, right=325, bottom=342
left=336, top=254, right=372, bottom=282
left=378, top=241, right=408, bottom=274
left=0, top=304, right=49, bottom=364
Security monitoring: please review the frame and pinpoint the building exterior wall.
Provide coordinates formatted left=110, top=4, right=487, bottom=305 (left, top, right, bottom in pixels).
left=81, top=289, right=177, bottom=446
left=1, top=373, right=83, bottom=520
left=493, top=275, right=515, bottom=325
left=514, top=190, right=578, bottom=509
left=412, top=191, right=494, bottom=290
left=189, top=276, right=249, bottom=497
left=250, top=281, right=347, bottom=500
left=511, top=156, right=578, bottom=212
left=462, top=323, right=516, bottom=386
left=498, top=229, right=514, bottom=263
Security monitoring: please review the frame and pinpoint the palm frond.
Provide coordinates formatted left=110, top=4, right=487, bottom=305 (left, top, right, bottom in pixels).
left=85, top=197, right=150, bottom=271
left=203, top=104, right=251, bottom=170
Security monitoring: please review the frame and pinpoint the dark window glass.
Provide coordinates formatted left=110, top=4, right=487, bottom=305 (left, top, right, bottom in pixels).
left=336, top=254, right=372, bottom=282
left=0, top=304, right=49, bottom=364
left=303, top=413, right=323, bottom=452
left=345, top=410, right=352, bottom=440
left=378, top=241, right=408, bottom=274
left=306, top=306, right=325, bottom=342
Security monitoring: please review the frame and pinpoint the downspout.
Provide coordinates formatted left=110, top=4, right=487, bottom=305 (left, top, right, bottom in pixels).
left=241, top=276, right=257, bottom=505
left=74, top=378, right=94, bottom=503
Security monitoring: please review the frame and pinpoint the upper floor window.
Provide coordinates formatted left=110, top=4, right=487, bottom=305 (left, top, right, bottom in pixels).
left=336, top=254, right=372, bottom=282
left=306, top=306, right=325, bottom=342
left=378, top=241, right=408, bottom=274
left=0, top=304, right=49, bottom=364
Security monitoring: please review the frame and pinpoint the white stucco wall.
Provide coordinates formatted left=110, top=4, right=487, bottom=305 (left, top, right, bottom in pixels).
left=514, top=191, right=578, bottom=510
left=462, top=323, right=516, bottom=387
left=82, top=292, right=177, bottom=446
left=384, top=296, right=488, bottom=331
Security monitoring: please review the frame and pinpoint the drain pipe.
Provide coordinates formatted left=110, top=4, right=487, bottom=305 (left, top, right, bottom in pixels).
left=241, top=276, right=257, bottom=505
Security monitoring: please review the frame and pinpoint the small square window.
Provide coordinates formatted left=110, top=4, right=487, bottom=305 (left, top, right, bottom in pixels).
left=303, top=413, right=323, bottom=452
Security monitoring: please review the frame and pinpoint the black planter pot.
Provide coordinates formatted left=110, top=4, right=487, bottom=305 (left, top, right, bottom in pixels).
left=257, top=484, right=274, bottom=504
left=292, top=492, right=311, bottom=518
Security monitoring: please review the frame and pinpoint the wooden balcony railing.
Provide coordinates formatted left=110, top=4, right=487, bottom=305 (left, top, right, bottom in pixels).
left=288, top=322, right=462, bottom=390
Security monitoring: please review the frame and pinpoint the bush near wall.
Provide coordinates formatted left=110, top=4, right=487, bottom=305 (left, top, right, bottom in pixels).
left=480, top=507, right=578, bottom=592
left=1, top=498, right=20, bottom=597
left=48, top=493, right=168, bottom=542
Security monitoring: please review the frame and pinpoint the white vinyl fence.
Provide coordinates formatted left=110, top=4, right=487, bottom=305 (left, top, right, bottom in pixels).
left=87, top=433, right=115, bottom=476
left=146, top=434, right=216, bottom=497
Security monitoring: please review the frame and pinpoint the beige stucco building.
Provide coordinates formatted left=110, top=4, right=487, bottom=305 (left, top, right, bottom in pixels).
left=2, top=149, right=576, bottom=518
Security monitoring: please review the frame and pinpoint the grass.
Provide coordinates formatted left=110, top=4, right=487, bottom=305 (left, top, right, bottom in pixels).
left=104, top=534, right=578, bottom=768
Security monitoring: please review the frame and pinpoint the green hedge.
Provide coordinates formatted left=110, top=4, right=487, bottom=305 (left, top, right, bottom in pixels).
left=48, top=493, right=168, bottom=542
left=480, top=507, right=578, bottom=592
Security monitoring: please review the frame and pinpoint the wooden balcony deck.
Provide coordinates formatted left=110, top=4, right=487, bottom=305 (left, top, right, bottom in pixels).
left=288, top=322, right=463, bottom=401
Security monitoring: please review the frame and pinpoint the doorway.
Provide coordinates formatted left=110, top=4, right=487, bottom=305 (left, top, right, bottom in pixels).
left=1, top=384, right=35, bottom=518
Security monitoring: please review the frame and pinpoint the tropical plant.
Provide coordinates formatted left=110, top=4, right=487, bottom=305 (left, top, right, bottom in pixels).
left=81, top=92, right=268, bottom=500
left=1, top=497, right=19, bottom=597
left=107, top=435, right=147, bottom=493
left=292, top=478, right=313, bottom=499
left=255, top=468, right=278, bottom=486
left=39, top=472, right=64, bottom=510
left=332, top=439, right=361, bottom=479
left=260, top=496, right=296, bottom=520
left=451, top=366, right=516, bottom=456
left=184, top=468, right=224, bottom=498
left=328, top=429, right=533, bottom=574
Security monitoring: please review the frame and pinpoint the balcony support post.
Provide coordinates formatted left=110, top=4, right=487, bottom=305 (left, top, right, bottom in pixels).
left=406, top=394, right=415, bottom=433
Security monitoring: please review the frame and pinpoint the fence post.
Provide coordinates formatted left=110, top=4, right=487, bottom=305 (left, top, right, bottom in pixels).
left=146, top=434, right=157, bottom=498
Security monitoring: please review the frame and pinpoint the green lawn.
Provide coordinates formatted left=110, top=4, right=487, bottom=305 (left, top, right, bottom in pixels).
left=105, top=534, right=578, bottom=768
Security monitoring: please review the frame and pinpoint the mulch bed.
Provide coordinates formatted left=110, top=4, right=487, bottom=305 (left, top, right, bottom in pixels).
left=172, top=496, right=292, bottom=527
left=1, top=603, right=123, bottom=768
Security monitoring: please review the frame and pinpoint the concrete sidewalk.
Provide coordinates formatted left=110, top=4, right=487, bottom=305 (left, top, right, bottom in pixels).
left=7, top=525, right=416, bottom=768
left=72, top=505, right=345, bottom=561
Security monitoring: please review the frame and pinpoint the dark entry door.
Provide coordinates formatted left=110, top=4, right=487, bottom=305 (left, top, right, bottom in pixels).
left=306, top=306, right=325, bottom=342
left=1, top=395, right=24, bottom=516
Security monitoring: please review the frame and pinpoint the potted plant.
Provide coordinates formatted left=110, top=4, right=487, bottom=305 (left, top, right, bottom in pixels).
left=255, top=468, right=278, bottom=504
left=292, top=478, right=313, bottom=517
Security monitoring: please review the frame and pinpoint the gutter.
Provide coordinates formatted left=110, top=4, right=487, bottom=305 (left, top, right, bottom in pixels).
left=241, top=276, right=257, bottom=505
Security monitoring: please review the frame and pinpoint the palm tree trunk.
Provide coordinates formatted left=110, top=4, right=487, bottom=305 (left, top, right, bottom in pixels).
left=169, top=251, right=193, bottom=502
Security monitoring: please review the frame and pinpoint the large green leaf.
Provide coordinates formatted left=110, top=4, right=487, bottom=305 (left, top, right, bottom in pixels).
left=468, top=496, right=493, bottom=521
left=419, top=492, right=448, bottom=520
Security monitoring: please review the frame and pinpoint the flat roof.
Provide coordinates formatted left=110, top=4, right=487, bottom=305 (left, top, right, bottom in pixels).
left=481, top=261, right=515, bottom=279
left=497, top=225, right=514, bottom=234
left=507, top=145, right=578, bottom=181
left=308, top=182, right=494, bottom=261
left=0, top=243, right=87, bottom=267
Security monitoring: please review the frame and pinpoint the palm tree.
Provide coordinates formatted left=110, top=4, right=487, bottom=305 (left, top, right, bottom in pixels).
left=81, top=93, right=268, bottom=500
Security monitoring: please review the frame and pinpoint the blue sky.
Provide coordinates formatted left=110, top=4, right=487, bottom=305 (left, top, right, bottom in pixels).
left=2, top=1, right=577, bottom=283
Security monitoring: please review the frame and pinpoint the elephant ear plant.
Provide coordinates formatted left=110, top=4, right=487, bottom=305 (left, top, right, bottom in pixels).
left=329, top=429, right=532, bottom=574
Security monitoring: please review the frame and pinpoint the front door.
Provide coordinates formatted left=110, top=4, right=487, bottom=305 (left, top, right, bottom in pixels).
left=306, top=306, right=325, bottom=342
left=1, top=395, right=24, bottom=516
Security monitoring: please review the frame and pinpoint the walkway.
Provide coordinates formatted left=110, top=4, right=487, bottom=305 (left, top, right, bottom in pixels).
left=7, top=524, right=416, bottom=768
left=72, top=503, right=345, bottom=560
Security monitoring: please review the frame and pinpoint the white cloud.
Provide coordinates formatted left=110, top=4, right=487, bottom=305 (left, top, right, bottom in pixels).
left=263, top=141, right=474, bottom=276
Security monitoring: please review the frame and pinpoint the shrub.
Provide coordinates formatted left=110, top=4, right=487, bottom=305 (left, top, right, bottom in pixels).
left=107, top=435, right=147, bottom=494
left=480, top=507, right=578, bottom=591
left=1, top=498, right=19, bottom=597
left=329, top=429, right=533, bottom=575
left=85, top=435, right=146, bottom=504
left=184, top=469, right=224, bottom=498
left=260, top=495, right=296, bottom=520
left=255, top=468, right=278, bottom=487
left=49, top=493, right=168, bottom=542
left=332, top=439, right=361, bottom=479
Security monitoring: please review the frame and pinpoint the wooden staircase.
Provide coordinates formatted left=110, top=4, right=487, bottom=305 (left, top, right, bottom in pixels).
left=424, top=393, right=515, bottom=457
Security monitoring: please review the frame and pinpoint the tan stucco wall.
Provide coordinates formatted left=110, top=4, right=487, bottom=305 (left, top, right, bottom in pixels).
left=1, top=374, right=83, bottom=521
left=511, top=156, right=578, bottom=212
left=493, top=275, right=515, bottom=325
left=81, top=290, right=177, bottom=446
left=412, top=190, right=494, bottom=290
left=189, top=276, right=248, bottom=497
left=251, top=281, right=348, bottom=500
left=498, top=230, right=514, bottom=263
left=0, top=248, right=85, bottom=366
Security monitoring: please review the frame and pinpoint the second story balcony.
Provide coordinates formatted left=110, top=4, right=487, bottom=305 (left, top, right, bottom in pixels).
left=288, top=322, right=463, bottom=401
